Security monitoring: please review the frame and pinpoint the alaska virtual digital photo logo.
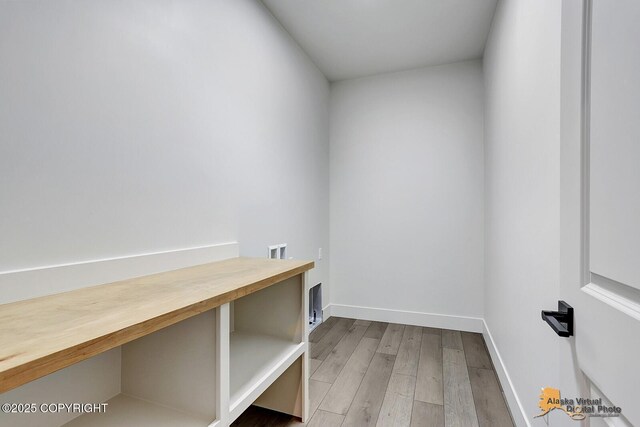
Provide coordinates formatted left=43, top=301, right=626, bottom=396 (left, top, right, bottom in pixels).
left=534, top=387, right=623, bottom=422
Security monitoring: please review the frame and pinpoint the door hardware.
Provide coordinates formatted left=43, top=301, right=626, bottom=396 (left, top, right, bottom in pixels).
left=541, top=301, right=573, bottom=337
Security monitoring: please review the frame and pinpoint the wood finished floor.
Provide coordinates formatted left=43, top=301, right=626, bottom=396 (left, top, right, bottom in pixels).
left=232, top=317, right=514, bottom=427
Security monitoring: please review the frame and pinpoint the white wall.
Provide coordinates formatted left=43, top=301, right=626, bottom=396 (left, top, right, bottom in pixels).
left=0, top=0, right=329, bottom=300
left=330, top=61, right=485, bottom=324
left=483, top=0, right=562, bottom=423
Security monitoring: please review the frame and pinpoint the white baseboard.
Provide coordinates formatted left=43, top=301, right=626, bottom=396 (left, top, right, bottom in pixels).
left=482, top=320, right=529, bottom=427
left=0, top=241, right=239, bottom=304
left=324, top=303, right=484, bottom=333
left=321, top=304, right=333, bottom=319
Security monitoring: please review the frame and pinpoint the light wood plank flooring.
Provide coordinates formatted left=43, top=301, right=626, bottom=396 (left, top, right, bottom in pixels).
left=232, top=317, right=514, bottom=427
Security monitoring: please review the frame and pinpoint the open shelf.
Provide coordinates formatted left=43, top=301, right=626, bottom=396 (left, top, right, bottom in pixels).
left=228, top=273, right=306, bottom=422
left=1, top=257, right=312, bottom=427
left=64, top=394, right=212, bottom=427
left=230, top=332, right=304, bottom=406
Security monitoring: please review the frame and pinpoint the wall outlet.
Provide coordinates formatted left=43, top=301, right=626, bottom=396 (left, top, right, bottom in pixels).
left=268, top=243, right=287, bottom=259
left=268, top=245, right=279, bottom=259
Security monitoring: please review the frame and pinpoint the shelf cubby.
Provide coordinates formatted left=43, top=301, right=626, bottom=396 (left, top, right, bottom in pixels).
left=228, top=275, right=305, bottom=422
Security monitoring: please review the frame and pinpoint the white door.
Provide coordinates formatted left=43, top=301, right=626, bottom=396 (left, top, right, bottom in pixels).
left=559, top=0, right=640, bottom=425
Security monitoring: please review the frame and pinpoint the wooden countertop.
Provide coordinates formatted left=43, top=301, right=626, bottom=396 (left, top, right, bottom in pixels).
left=0, top=257, right=313, bottom=394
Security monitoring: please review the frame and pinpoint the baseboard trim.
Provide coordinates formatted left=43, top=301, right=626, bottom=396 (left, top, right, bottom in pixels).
left=0, top=241, right=239, bottom=304
left=324, top=303, right=484, bottom=333
left=482, top=320, right=530, bottom=427
left=321, top=304, right=332, bottom=319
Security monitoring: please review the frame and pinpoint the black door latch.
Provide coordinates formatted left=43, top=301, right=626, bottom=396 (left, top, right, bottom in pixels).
left=541, top=301, right=573, bottom=337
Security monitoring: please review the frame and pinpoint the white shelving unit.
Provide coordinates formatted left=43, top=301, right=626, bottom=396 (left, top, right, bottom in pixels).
left=0, top=257, right=312, bottom=427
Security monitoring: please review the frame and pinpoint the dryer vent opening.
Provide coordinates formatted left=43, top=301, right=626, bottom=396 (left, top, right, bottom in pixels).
left=309, top=283, right=322, bottom=331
